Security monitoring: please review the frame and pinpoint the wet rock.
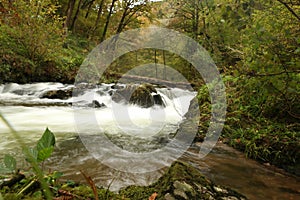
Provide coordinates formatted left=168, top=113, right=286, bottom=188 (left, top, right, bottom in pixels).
left=112, top=83, right=165, bottom=108
left=130, top=85, right=154, bottom=108
left=88, top=100, right=106, bottom=108
left=41, top=88, right=73, bottom=100
left=108, top=90, right=114, bottom=96
left=153, top=94, right=165, bottom=107
left=111, top=84, right=135, bottom=103
left=73, top=83, right=98, bottom=96
left=111, top=84, right=124, bottom=90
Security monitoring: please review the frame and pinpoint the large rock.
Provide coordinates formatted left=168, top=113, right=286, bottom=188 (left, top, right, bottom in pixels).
left=120, top=161, right=247, bottom=200
left=41, top=88, right=73, bottom=100
left=112, top=83, right=165, bottom=108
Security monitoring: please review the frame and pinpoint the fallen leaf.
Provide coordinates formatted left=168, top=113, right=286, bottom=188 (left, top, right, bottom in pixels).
left=149, top=192, right=158, bottom=200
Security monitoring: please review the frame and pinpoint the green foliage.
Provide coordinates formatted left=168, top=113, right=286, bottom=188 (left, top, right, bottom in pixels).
left=239, top=1, right=300, bottom=120
left=36, top=128, right=55, bottom=163
left=223, top=75, right=298, bottom=173
left=0, top=128, right=58, bottom=199
left=168, top=1, right=300, bottom=172
left=1, top=0, right=64, bottom=62
left=0, top=155, right=17, bottom=174
left=0, top=128, right=56, bottom=173
left=0, top=0, right=89, bottom=83
left=25, top=128, right=56, bottom=164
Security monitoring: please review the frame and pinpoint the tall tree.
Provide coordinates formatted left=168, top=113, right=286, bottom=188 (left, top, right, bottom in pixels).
left=64, top=0, right=76, bottom=31
left=70, top=0, right=83, bottom=31
left=92, top=0, right=106, bottom=36
left=83, top=0, right=95, bottom=18
left=100, top=0, right=117, bottom=42
left=115, top=0, right=151, bottom=34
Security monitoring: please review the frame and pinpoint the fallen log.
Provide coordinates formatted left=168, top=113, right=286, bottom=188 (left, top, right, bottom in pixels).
left=109, top=73, right=195, bottom=90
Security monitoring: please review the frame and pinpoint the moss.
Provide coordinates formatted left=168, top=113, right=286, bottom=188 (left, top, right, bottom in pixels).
left=119, top=161, right=246, bottom=200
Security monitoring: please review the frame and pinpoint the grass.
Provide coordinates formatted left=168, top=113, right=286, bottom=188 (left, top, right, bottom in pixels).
left=196, top=75, right=300, bottom=175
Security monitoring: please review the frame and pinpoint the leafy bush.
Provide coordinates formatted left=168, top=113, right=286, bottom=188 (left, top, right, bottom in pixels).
left=0, top=0, right=67, bottom=82
left=0, top=128, right=56, bottom=199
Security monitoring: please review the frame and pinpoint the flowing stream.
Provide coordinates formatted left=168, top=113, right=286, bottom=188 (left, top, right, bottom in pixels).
left=0, top=82, right=299, bottom=199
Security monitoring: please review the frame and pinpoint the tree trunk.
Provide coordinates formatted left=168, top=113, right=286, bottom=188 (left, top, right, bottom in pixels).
left=100, top=0, right=117, bottom=42
left=92, top=0, right=105, bottom=36
left=163, top=50, right=166, bottom=80
left=85, top=0, right=95, bottom=18
left=192, top=0, right=199, bottom=39
left=70, top=0, right=83, bottom=31
left=155, top=49, right=158, bottom=78
left=64, top=0, right=76, bottom=31
left=116, top=6, right=129, bottom=34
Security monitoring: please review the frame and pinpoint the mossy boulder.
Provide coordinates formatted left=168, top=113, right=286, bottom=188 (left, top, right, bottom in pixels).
left=119, top=161, right=247, bottom=200
left=112, top=83, right=165, bottom=108
left=0, top=162, right=246, bottom=200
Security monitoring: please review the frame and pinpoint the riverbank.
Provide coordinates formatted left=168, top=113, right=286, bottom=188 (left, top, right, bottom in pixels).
left=0, top=161, right=246, bottom=200
left=195, top=76, right=300, bottom=176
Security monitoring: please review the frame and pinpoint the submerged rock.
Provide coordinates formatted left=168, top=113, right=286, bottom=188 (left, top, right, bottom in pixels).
left=119, top=161, right=247, bottom=200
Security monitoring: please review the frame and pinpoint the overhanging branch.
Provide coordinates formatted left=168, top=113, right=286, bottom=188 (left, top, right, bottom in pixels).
left=277, top=0, right=300, bottom=21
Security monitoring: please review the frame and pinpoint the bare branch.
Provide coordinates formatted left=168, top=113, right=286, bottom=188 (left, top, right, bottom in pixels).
left=277, top=0, right=300, bottom=21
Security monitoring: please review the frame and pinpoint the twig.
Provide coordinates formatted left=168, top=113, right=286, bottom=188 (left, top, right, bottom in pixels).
left=80, top=170, right=98, bottom=200
left=248, top=70, right=300, bottom=77
left=277, top=0, right=300, bottom=21
left=105, top=172, right=118, bottom=199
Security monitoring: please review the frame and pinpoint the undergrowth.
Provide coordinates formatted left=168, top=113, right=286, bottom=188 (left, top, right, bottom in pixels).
left=196, top=74, right=300, bottom=175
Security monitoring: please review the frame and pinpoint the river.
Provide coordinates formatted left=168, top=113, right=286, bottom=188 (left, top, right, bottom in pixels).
left=0, top=82, right=299, bottom=199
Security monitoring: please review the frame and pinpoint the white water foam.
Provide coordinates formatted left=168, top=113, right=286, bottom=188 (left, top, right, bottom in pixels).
left=0, top=82, right=196, bottom=153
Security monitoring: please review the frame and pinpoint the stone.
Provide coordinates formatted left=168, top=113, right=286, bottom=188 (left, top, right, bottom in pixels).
left=173, top=181, right=195, bottom=195
left=90, top=100, right=105, bottom=108
left=221, top=197, right=239, bottom=200
left=214, top=186, right=229, bottom=194
left=111, top=84, right=124, bottom=90
left=173, top=189, right=188, bottom=199
left=118, top=161, right=247, bottom=200
left=130, top=85, right=154, bottom=108
left=164, top=193, right=175, bottom=200
left=41, top=88, right=73, bottom=100
left=112, top=84, right=165, bottom=108
left=153, top=94, right=165, bottom=107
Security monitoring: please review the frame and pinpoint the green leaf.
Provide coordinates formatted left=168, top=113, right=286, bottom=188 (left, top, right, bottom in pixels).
left=37, top=147, right=54, bottom=162
left=52, top=171, right=63, bottom=179
left=24, top=147, right=38, bottom=163
left=4, top=154, right=16, bottom=172
left=37, top=128, right=55, bottom=152
left=0, top=164, right=12, bottom=174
